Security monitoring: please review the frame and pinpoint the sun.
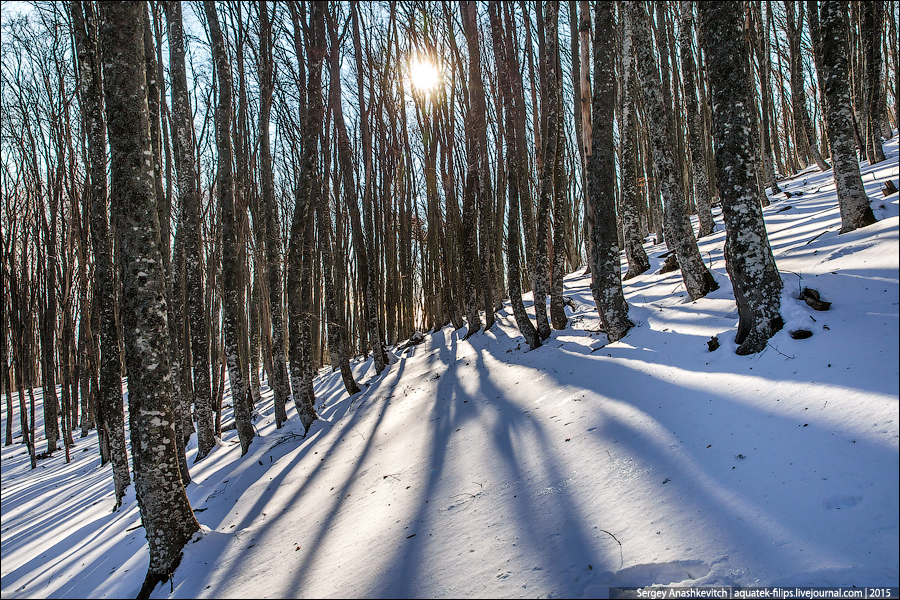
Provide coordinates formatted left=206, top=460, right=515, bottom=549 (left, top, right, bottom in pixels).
left=410, top=58, right=440, bottom=92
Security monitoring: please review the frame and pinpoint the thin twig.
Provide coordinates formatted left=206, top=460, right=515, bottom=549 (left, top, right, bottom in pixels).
left=780, top=270, right=803, bottom=294
left=599, top=529, right=624, bottom=571
left=768, top=344, right=795, bottom=359
left=805, top=228, right=833, bottom=245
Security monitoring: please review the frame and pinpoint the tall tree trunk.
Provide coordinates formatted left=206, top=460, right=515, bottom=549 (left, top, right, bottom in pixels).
left=805, top=0, right=830, bottom=157
left=98, top=4, right=200, bottom=596
left=38, top=199, right=59, bottom=455
left=699, top=0, right=784, bottom=355
left=460, top=0, right=496, bottom=333
left=588, top=1, right=632, bottom=343
left=320, top=2, right=384, bottom=378
left=489, top=1, right=540, bottom=350
left=818, top=1, right=878, bottom=233
left=549, top=2, right=568, bottom=331
left=680, top=0, right=717, bottom=236
left=862, top=0, right=886, bottom=163
left=258, top=0, right=290, bottom=428
left=349, top=2, right=389, bottom=370
left=532, top=1, right=561, bottom=340
left=578, top=1, right=593, bottom=273
left=751, top=1, right=783, bottom=195
left=285, top=0, right=319, bottom=433
left=204, top=0, right=254, bottom=455
left=620, top=7, right=651, bottom=280
left=164, top=0, right=216, bottom=461
left=786, top=1, right=831, bottom=171
left=70, top=0, right=130, bottom=502
left=141, top=3, right=189, bottom=484
left=8, top=242, right=36, bottom=467
left=629, top=2, right=718, bottom=301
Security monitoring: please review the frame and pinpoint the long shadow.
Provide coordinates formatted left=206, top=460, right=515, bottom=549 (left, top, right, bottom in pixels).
left=276, top=356, right=413, bottom=598
left=510, top=345, right=899, bottom=574
left=1, top=497, right=145, bottom=597
left=370, top=311, right=897, bottom=595
left=371, top=327, right=610, bottom=598
left=367, top=337, right=479, bottom=597
left=1, top=461, right=122, bottom=554
left=181, top=354, right=411, bottom=598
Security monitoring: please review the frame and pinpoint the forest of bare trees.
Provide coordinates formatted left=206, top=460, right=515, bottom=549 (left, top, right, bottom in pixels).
left=1, top=0, right=896, bottom=595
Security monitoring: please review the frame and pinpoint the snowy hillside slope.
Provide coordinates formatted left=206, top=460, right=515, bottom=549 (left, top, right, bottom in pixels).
left=2, top=138, right=898, bottom=599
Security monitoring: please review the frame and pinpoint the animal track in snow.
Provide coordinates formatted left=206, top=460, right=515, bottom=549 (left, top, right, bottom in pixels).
left=822, top=495, right=863, bottom=510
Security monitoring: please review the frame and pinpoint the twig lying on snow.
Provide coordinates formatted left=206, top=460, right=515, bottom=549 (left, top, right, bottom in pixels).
left=767, top=344, right=795, bottom=360
left=599, top=529, right=624, bottom=571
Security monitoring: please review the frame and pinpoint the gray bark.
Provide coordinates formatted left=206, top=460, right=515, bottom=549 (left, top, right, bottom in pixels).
left=142, top=4, right=189, bottom=484
left=164, top=0, right=216, bottom=461
left=258, top=0, right=291, bottom=427
left=819, top=1, right=878, bottom=233
left=699, top=1, right=784, bottom=355
left=504, top=3, right=539, bottom=302
left=348, top=2, right=389, bottom=370
left=620, top=7, right=651, bottom=280
left=588, top=1, right=632, bottom=343
left=862, top=1, right=886, bottom=163
left=549, top=1, right=568, bottom=331
left=285, top=0, right=320, bottom=433
left=460, top=0, right=496, bottom=333
left=532, top=1, right=561, bottom=340
left=629, top=2, right=718, bottom=301
left=98, top=3, right=200, bottom=595
left=680, top=0, right=716, bottom=236
left=489, top=1, right=540, bottom=350
left=751, top=1, right=783, bottom=195
left=786, top=1, right=831, bottom=172
left=70, top=0, right=130, bottom=504
left=204, top=1, right=254, bottom=455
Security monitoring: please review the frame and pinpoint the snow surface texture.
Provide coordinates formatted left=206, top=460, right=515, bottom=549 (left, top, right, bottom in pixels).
left=2, top=138, right=898, bottom=599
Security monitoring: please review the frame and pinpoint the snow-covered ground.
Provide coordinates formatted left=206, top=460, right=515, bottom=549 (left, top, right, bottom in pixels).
left=2, top=139, right=898, bottom=599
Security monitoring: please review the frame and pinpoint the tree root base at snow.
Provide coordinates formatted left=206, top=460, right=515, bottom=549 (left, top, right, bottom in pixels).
left=398, top=332, right=426, bottom=352
left=657, top=252, right=680, bottom=275
left=137, top=553, right=183, bottom=600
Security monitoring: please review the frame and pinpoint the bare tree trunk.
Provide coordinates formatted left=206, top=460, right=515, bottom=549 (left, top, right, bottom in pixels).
left=204, top=0, right=254, bottom=455
left=629, top=2, right=718, bottom=301
left=285, top=0, right=319, bottom=433
left=7, top=240, right=36, bottom=467
left=786, top=1, right=831, bottom=171
left=573, top=1, right=592, bottom=274
left=258, top=0, right=290, bottom=427
left=164, top=0, right=215, bottom=461
left=862, top=1, right=886, bottom=163
left=531, top=1, right=561, bottom=340
left=349, top=2, right=389, bottom=370
left=588, top=1, right=632, bottom=343
left=549, top=2, right=569, bottom=331
left=489, top=1, right=540, bottom=350
left=699, top=0, right=784, bottom=355
left=751, top=1, right=783, bottom=195
left=680, top=0, right=717, bottom=236
left=99, top=4, right=200, bottom=596
left=459, top=0, right=496, bottom=333
left=819, top=0, right=878, bottom=233
left=70, top=0, right=130, bottom=502
left=620, top=7, right=651, bottom=280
